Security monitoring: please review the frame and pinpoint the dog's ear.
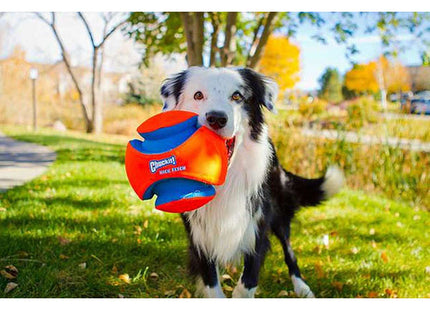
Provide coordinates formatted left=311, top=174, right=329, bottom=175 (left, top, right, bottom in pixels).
left=160, top=70, right=188, bottom=111
left=237, top=68, right=279, bottom=113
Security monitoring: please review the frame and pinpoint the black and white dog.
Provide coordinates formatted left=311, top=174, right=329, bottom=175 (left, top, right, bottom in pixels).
left=160, top=67, right=344, bottom=298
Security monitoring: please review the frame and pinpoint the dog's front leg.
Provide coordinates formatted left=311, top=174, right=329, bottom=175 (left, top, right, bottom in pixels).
left=233, top=233, right=270, bottom=298
left=189, top=244, right=225, bottom=298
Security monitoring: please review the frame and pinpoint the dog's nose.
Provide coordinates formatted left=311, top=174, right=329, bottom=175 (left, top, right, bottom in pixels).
left=205, top=111, right=228, bottom=130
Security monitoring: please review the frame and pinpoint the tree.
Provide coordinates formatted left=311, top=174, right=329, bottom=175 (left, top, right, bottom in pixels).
left=318, top=68, right=343, bottom=103
left=258, top=35, right=300, bottom=98
left=344, top=57, right=411, bottom=96
left=36, top=12, right=128, bottom=133
left=127, top=12, right=430, bottom=69
left=344, top=62, right=379, bottom=95
left=421, top=51, right=430, bottom=66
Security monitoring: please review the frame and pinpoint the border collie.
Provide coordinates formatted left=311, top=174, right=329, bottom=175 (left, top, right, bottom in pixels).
left=160, top=67, right=344, bottom=298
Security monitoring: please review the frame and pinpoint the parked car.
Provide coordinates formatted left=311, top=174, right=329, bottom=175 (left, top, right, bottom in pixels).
left=410, top=91, right=430, bottom=115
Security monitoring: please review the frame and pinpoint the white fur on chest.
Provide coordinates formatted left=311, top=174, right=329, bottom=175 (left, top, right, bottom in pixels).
left=186, top=126, right=271, bottom=265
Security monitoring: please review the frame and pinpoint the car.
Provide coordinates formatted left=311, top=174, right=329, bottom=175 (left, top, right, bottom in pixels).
left=410, top=92, right=430, bottom=115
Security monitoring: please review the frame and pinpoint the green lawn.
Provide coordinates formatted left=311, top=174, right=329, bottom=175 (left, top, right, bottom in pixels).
left=1, top=127, right=429, bottom=298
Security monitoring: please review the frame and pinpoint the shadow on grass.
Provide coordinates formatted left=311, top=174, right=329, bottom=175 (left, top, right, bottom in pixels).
left=0, top=234, right=190, bottom=298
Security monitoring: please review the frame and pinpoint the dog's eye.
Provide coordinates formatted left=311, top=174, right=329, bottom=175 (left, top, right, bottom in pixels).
left=194, top=91, right=204, bottom=100
left=231, top=91, right=243, bottom=102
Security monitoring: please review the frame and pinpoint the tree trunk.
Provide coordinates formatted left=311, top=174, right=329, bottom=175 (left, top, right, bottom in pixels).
left=180, top=12, right=204, bottom=67
left=209, top=12, right=220, bottom=67
left=246, top=12, right=277, bottom=69
left=221, top=12, right=238, bottom=67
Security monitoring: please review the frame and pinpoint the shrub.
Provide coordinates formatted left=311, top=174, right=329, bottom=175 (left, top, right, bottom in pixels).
left=346, top=96, right=379, bottom=129
left=298, top=97, right=328, bottom=119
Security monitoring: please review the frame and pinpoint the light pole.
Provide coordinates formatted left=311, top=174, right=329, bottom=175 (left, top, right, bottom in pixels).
left=29, top=68, right=38, bottom=131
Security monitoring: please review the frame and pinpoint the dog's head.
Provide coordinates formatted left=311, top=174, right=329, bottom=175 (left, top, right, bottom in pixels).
left=160, top=67, right=278, bottom=162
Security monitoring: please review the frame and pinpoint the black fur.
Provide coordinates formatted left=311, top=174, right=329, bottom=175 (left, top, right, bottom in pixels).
left=237, top=68, right=268, bottom=141
left=161, top=70, right=188, bottom=108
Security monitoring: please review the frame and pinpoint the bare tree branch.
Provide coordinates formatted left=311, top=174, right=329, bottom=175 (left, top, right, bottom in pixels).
left=221, top=12, right=238, bottom=67
left=77, top=12, right=96, bottom=48
left=98, top=18, right=128, bottom=48
left=35, top=12, right=91, bottom=130
left=209, top=12, right=221, bottom=67
left=247, top=14, right=265, bottom=61
left=247, top=12, right=278, bottom=68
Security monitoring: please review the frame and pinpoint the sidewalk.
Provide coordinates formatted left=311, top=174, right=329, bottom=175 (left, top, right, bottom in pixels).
left=0, top=132, right=56, bottom=192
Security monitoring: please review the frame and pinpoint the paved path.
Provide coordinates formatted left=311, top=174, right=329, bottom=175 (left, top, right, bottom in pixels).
left=0, top=132, right=56, bottom=192
left=302, top=129, right=430, bottom=153
left=380, top=112, right=430, bottom=121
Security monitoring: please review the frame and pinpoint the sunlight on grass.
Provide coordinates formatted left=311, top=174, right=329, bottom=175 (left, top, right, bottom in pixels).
left=1, top=126, right=429, bottom=297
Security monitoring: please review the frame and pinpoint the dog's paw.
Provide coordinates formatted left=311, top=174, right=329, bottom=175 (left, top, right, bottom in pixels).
left=195, top=277, right=226, bottom=298
left=232, top=280, right=256, bottom=298
left=291, top=275, right=315, bottom=298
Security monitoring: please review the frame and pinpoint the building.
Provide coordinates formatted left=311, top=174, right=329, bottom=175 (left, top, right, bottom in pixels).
left=407, top=66, right=430, bottom=92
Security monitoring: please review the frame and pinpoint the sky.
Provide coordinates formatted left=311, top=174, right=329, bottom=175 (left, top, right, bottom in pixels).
left=0, top=12, right=427, bottom=90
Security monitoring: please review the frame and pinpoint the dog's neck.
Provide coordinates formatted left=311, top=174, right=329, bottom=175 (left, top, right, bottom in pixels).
left=225, top=124, right=272, bottom=197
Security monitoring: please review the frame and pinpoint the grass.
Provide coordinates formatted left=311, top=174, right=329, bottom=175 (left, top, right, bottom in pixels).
left=1, top=126, right=430, bottom=298
left=361, top=118, right=430, bottom=142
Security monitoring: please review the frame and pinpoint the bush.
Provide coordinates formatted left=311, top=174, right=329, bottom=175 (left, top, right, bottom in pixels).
left=346, top=97, right=379, bottom=129
left=298, top=97, right=328, bottom=119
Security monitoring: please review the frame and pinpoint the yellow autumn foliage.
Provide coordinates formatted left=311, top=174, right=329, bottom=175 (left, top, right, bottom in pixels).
left=258, top=36, right=300, bottom=96
left=345, top=56, right=411, bottom=94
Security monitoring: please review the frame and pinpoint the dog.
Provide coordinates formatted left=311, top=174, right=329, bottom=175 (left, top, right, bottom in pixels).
left=159, top=66, right=344, bottom=298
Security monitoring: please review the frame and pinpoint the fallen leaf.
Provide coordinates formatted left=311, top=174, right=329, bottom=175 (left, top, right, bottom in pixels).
left=134, top=226, right=142, bottom=235
left=112, top=265, right=118, bottom=274
left=143, top=220, right=149, bottom=228
left=78, top=262, right=86, bottom=269
left=385, top=288, right=397, bottom=298
left=329, top=231, right=338, bottom=237
left=17, top=251, right=29, bottom=258
left=59, top=254, right=69, bottom=260
left=1, top=265, right=18, bottom=280
left=277, top=290, right=289, bottom=297
left=332, top=281, right=344, bottom=291
left=362, top=273, right=371, bottom=279
left=119, top=273, right=131, bottom=284
left=4, top=282, right=18, bottom=294
left=164, top=290, right=175, bottom=297
left=179, top=288, right=191, bottom=298
left=58, top=236, right=71, bottom=246
left=368, top=291, right=378, bottom=298
left=224, top=264, right=237, bottom=275
left=313, top=245, right=322, bottom=254
left=221, top=274, right=232, bottom=282
left=314, top=261, right=325, bottom=279
left=223, top=285, right=233, bottom=292
left=149, top=272, right=159, bottom=280
left=381, top=251, right=389, bottom=263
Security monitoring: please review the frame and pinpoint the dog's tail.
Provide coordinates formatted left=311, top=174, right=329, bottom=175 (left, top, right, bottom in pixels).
left=285, top=165, right=345, bottom=207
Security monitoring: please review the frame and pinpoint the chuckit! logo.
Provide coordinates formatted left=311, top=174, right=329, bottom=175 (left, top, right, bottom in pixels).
left=149, top=156, right=177, bottom=173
